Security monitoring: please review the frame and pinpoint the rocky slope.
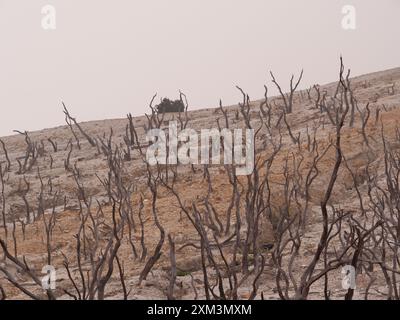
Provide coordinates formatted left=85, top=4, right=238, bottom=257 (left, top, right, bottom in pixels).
left=1, top=65, right=400, bottom=300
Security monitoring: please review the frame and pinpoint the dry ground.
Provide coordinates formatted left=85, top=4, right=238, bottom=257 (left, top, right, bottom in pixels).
left=1, top=66, right=400, bottom=300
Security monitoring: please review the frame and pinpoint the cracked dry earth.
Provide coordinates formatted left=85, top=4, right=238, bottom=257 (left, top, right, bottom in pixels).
left=1, top=66, right=400, bottom=300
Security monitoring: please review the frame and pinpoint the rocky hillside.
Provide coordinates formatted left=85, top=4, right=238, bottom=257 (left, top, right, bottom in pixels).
left=1, top=63, right=400, bottom=300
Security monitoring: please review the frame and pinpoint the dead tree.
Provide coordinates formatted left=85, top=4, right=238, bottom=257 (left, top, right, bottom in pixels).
left=259, top=85, right=272, bottom=129
left=0, top=239, right=57, bottom=300
left=0, top=139, right=11, bottom=172
left=178, top=91, right=190, bottom=130
left=270, top=70, right=304, bottom=114
left=139, top=163, right=165, bottom=284
left=0, top=164, right=7, bottom=238
left=0, top=285, right=5, bottom=300
left=47, top=138, right=58, bottom=152
left=63, top=102, right=97, bottom=147
left=358, top=103, right=371, bottom=147
left=167, top=234, right=177, bottom=300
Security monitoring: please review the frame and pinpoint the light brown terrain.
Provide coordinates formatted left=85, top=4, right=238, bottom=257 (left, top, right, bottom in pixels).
left=1, top=63, right=400, bottom=300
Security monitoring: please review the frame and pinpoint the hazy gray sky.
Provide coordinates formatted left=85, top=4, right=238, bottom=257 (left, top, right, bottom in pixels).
left=0, top=0, right=399, bottom=136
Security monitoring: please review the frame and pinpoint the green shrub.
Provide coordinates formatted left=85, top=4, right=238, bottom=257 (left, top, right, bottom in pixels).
left=156, top=98, right=185, bottom=113
left=176, top=270, right=191, bottom=277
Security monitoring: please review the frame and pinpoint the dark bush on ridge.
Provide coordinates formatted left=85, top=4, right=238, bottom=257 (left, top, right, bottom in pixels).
left=156, top=98, right=185, bottom=113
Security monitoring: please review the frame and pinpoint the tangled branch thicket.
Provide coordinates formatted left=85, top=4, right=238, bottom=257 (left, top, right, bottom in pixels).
left=1, top=59, right=400, bottom=300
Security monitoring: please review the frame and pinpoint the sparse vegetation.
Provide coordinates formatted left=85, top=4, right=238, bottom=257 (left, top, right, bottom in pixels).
left=0, top=60, right=400, bottom=300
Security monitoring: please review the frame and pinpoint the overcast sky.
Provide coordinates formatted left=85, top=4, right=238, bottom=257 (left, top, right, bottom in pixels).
left=0, top=0, right=399, bottom=136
